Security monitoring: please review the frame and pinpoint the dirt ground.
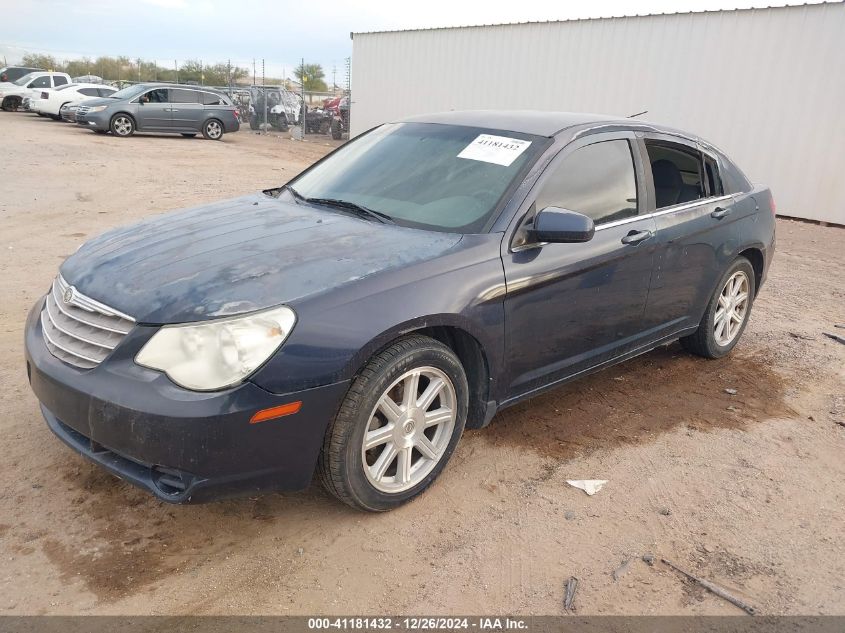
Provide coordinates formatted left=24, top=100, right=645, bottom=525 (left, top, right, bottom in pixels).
left=0, top=113, right=843, bottom=616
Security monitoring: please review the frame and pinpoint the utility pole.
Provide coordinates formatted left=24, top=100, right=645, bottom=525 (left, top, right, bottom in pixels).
left=333, top=64, right=337, bottom=93
left=252, top=58, right=256, bottom=86
left=200, top=59, right=203, bottom=86
left=153, top=61, right=157, bottom=81
left=300, top=57, right=305, bottom=136
left=262, top=58, right=266, bottom=134
left=137, top=57, right=141, bottom=82
left=227, top=59, right=231, bottom=92
left=175, top=60, right=178, bottom=84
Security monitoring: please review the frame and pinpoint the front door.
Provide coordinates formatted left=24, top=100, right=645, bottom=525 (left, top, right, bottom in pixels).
left=502, top=134, right=657, bottom=400
left=134, top=88, right=171, bottom=130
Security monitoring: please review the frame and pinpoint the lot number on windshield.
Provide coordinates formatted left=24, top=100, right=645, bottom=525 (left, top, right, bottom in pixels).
left=457, top=134, right=532, bottom=167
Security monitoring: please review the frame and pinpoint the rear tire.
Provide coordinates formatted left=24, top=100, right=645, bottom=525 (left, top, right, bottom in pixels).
left=680, top=257, right=755, bottom=359
left=331, top=118, right=342, bottom=140
left=318, top=335, right=468, bottom=512
left=110, top=114, right=135, bottom=137
left=2, top=96, right=21, bottom=111
left=202, top=118, right=223, bottom=140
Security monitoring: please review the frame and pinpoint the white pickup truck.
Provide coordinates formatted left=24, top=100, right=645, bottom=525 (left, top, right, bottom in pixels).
left=0, top=72, right=72, bottom=111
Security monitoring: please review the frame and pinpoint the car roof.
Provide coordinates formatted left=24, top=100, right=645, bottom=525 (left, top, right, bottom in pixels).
left=399, top=109, right=699, bottom=140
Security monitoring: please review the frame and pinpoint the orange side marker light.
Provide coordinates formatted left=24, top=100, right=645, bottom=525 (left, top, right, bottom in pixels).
left=250, top=401, right=302, bottom=424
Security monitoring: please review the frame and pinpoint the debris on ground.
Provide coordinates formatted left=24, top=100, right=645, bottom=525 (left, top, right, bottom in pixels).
left=727, top=405, right=742, bottom=412
left=787, top=332, right=815, bottom=340
left=834, top=324, right=845, bottom=329
left=658, top=507, right=672, bottom=516
left=642, top=554, right=655, bottom=566
left=612, top=559, right=632, bottom=581
left=567, top=480, right=608, bottom=496
left=725, top=388, right=738, bottom=395
left=564, top=510, right=576, bottom=520
left=822, top=332, right=845, bottom=345
left=661, top=557, right=758, bottom=615
left=563, top=577, right=578, bottom=612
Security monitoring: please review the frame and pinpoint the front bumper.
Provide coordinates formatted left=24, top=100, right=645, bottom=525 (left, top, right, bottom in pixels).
left=76, top=111, right=110, bottom=130
left=24, top=297, right=349, bottom=503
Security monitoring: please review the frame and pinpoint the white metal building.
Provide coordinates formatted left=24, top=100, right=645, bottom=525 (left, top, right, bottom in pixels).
left=351, top=2, right=845, bottom=224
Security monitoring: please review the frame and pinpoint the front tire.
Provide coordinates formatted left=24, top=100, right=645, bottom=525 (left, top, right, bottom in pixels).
left=110, top=114, right=135, bottom=137
left=318, top=335, right=469, bottom=512
left=202, top=118, right=223, bottom=140
left=680, top=257, right=755, bottom=358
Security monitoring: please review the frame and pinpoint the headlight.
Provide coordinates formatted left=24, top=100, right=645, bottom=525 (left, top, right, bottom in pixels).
left=135, top=306, right=296, bottom=391
left=87, top=105, right=108, bottom=113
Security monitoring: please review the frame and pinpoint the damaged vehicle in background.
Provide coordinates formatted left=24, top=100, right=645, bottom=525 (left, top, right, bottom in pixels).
left=24, top=111, right=775, bottom=511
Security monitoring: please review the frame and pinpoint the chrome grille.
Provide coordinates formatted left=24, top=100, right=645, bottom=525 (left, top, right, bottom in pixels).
left=40, top=276, right=135, bottom=369
left=76, top=105, right=91, bottom=116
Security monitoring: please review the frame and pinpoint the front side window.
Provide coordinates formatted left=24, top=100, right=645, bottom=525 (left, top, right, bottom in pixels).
left=29, top=76, right=50, bottom=88
left=646, top=141, right=705, bottom=209
left=289, top=122, right=544, bottom=233
left=535, top=140, right=638, bottom=226
left=138, top=88, right=168, bottom=104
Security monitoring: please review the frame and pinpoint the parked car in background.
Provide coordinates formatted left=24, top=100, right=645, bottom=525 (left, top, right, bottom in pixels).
left=59, top=103, right=80, bottom=123
left=31, top=83, right=118, bottom=120
left=24, top=111, right=775, bottom=510
left=0, top=66, right=43, bottom=83
left=0, top=72, right=72, bottom=110
left=76, top=83, right=240, bottom=139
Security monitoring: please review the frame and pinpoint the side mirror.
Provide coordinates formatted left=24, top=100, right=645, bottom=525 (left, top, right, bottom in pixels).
left=529, top=207, right=595, bottom=243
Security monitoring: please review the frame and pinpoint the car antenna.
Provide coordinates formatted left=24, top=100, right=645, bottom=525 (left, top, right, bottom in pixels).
left=627, top=110, right=648, bottom=118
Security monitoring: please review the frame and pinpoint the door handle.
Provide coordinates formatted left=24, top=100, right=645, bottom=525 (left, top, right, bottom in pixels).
left=621, top=230, right=654, bottom=245
left=170, top=109, right=179, bottom=112
left=711, top=206, right=731, bottom=219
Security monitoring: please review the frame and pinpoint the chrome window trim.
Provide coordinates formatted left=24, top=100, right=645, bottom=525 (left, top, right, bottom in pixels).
left=595, top=194, right=733, bottom=232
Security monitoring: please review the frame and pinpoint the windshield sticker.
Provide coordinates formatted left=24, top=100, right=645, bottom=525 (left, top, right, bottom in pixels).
left=457, top=134, right=532, bottom=167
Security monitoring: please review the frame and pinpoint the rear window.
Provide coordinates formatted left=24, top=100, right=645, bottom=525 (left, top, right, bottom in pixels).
left=78, top=87, right=99, bottom=97
left=645, top=141, right=705, bottom=209
left=201, top=92, right=226, bottom=105
left=170, top=88, right=199, bottom=103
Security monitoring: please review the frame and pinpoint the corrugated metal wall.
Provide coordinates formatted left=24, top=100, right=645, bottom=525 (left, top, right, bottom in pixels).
left=351, top=3, right=845, bottom=223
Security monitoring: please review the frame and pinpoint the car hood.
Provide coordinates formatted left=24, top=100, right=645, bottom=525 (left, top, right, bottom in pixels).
left=60, top=192, right=462, bottom=324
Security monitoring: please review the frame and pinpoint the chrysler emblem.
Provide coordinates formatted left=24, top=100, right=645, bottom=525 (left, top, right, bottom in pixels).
left=63, top=286, right=75, bottom=304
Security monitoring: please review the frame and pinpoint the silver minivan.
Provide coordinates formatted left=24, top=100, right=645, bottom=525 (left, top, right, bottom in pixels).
left=75, top=83, right=240, bottom=140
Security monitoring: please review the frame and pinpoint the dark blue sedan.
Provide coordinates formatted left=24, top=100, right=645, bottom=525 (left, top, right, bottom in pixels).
left=24, top=111, right=775, bottom=511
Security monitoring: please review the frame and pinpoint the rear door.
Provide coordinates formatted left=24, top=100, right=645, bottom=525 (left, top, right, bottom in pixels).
left=133, top=88, right=171, bottom=130
left=501, top=132, right=658, bottom=399
left=638, top=135, right=740, bottom=334
left=169, top=88, right=203, bottom=130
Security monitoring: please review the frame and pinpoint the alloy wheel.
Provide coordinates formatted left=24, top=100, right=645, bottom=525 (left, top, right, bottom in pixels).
left=113, top=116, right=132, bottom=136
left=714, top=270, right=750, bottom=346
left=206, top=120, right=222, bottom=139
left=361, top=366, right=457, bottom=493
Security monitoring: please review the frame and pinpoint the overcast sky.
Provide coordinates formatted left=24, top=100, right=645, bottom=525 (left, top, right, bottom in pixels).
left=0, top=0, right=825, bottom=81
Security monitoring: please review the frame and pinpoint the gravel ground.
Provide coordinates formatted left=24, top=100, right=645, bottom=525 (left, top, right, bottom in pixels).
left=0, top=112, right=843, bottom=615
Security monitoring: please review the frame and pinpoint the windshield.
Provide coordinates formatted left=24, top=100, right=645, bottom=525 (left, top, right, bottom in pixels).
left=289, top=122, right=544, bottom=233
left=108, top=84, right=148, bottom=100
left=14, top=73, right=37, bottom=86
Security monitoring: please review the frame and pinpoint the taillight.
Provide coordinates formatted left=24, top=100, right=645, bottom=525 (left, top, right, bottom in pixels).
left=769, top=196, right=777, bottom=217
left=233, top=108, right=240, bottom=118
left=41, top=91, right=49, bottom=100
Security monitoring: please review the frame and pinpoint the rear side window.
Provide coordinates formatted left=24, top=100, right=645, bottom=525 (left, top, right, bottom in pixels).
left=78, top=88, right=99, bottom=97
left=645, top=141, right=705, bottom=209
left=53, top=76, right=68, bottom=86
left=704, top=155, right=723, bottom=196
left=29, top=76, right=51, bottom=88
left=535, top=139, right=638, bottom=226
left=170, top=88, right=199, bottom=103
left=200, top=92, right=225, bottom=105
left=98, top=88, right=116, bottom=97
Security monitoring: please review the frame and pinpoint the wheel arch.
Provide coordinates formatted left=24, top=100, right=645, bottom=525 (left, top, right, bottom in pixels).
left=110, top=111, right=136, bottom=126
left=343, top=318, right=494, bottom=430
left=738, top=246, right=764, bottom=296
